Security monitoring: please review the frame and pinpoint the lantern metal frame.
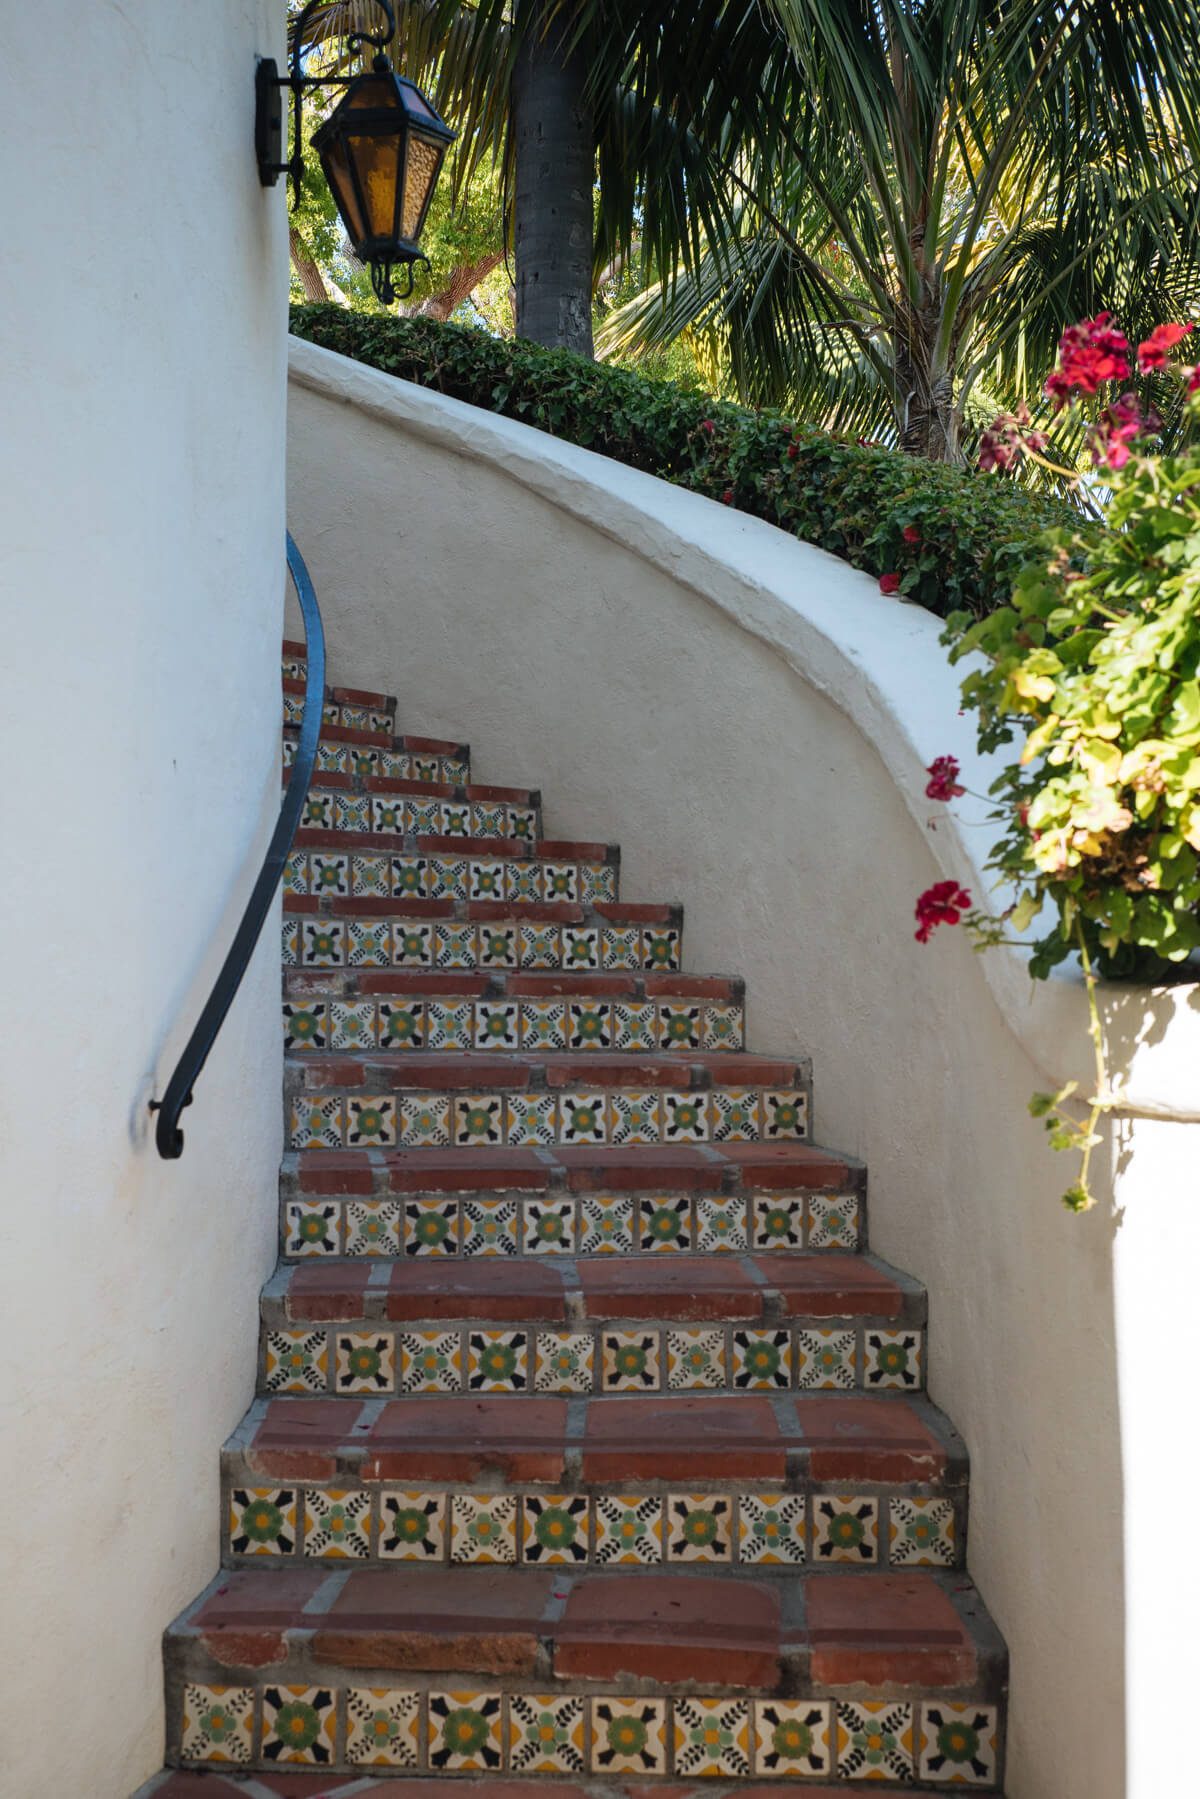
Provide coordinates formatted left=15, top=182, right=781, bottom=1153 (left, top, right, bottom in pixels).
left=256, top=0, right=455, bottom=303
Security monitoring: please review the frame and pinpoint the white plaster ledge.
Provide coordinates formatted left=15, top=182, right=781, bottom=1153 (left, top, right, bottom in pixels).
left=288, top=333, right=1200, bottom=1119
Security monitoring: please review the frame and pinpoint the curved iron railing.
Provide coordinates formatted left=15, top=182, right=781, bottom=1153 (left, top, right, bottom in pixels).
left=151, top=533, right=326, bottom=1158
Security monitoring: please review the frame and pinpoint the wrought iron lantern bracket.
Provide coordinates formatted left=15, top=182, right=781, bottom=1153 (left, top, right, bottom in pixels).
left=255, top=0, right=399, bottom=203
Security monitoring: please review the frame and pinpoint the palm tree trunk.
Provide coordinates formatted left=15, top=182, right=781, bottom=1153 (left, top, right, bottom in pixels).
left=511, top=0, right=594, bottom=354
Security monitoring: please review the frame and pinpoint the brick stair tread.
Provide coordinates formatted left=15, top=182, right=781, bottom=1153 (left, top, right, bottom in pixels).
left=170, top=1564, right=1000, bottom=1690
left=233, top=1390, right=956, bottom=1484
left=288, top=1143, right=855, bottom=1196
left=288, top=768, right=539, bottom=805
left=286, top=970, right=743, bottom=1001
left=271, top=1252, right=917, bottom=1326
left=295, top=829, right=613, bottom=861
left=289, top=1052, right=806, bottom=1086
left=284, top=675, right=397, bottom=712
left=288, top=721, right=469, bottom=754
left=285, top=897, right=680, bottom=924
left=140, top=1776, right=974, bottom=1798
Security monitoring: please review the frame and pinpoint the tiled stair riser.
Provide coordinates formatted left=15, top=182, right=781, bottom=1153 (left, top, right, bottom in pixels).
left=287, top=733, right=470, bottom=784
left=167, top=1674, right=1004, bottom=1785
left=282, top=1188, right=858, bottom=1259
left=284, top=911, right=681, bottom=973
left=284, top=995, right=744, bottom=1055
left=285, top=693, right=395, bottom=734
left=222, top=1482, right=962, bottom=1572
left=284, top=850, right=619, bottom=906
left=296, top=788, right=540, bottom=843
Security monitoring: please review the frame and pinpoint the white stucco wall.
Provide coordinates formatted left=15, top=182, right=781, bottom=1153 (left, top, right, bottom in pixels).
left=287, top=337, right=1199, bottom=1799
left=0, top=8, right=287, bottom=1796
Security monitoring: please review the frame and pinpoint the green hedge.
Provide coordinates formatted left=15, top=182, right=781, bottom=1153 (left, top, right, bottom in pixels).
left=290, top=303, right=1083, bottom=621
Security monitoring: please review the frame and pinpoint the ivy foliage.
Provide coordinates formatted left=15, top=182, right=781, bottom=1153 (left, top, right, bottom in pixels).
left=290, top=303, right=1083, bottom=622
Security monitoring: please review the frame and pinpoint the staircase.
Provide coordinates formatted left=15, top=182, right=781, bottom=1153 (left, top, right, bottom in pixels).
left=136, top=639, right=1008, bottom=1796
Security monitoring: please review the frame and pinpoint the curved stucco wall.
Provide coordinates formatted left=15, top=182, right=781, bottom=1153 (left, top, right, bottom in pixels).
left=0, top=8, right=288, bottom=1796
left=287, top=336, right=1199, bottom=1799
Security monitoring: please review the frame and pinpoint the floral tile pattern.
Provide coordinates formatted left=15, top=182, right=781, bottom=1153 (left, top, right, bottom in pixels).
left=807, top=1190, right=861, bottom=1249
left=403, top=1197, right=458, bottom=1254
left=285, top=1201, right=340, bottom=1257
left=467, top=1329, right=529, bottom=1392
left=509, top=1693, right=587, bottom=1774
left=229, top=1488, right=296, bottom=1557
left=428, top=1691, right=504, bottom=1772
left=738, top=1492, right=806, bottom=1564
left=813, top=1494, right=880, bottom=1563
left=261, top=1685, right=336, bottom=1765
left=345, top=1688, right=420, bottom=1768
left=673, top=1697, right=751, bottom=1777
left=665, top=1492, right=732, bottom=1562
left=602, top=1331, right=660, bottom=1391
left=379, top=1490, right=447, bottom=1560
left=303, top=1487, right=372, bottom=1558
left=890, top=1495, right=957, bottom=1567
left=181, top=1684, right=254, bottom=1764
left=837, top=1700, right=915, bottom=1782
left=732, top=1329, right=791, bottom=1390
left=666, top=1328, right=727, bottom=1390
left=399, top=1330, right=462, bottom=1393
left=265, top=1331, right=328, bottom=1393
left=336, top=1333, right=395, bottom=1393
left=755, top=1699, right=832, bottom=1778
left=534, top=1331, right=594, bottom=1393
left=450, top=1492, right=518, bottom=1563
left=865, top=1328, right=924, bottom=1390
left=593, top=1494, right=664, bottom=1564
left=796, top=1327, right=857, bottom=1390
left=344, top=1199, right=401, bottom=1256
left=918, top=1703, right=999, bottom=1785
left=522, top=1493, right=589, bottom=1564
left=591, top=1699, right=667, bottom=1775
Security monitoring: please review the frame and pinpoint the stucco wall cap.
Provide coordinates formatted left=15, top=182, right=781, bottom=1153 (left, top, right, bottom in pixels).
left=288, top=333, right=1200, bottom=1118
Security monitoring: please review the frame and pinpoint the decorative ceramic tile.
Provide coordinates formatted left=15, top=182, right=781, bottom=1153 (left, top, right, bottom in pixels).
left=752, top=1194, right=804, bottom=1249
left=265, top=1331, right=328, bottom=1393
left=504, top=1093, right=559, bottom=1145
left=587, top=1496, right=663, bottom=1569
left=392, top=922, right=434, bottom=967
left=310, top=855, right=349, bottom=897
left=508, top=807, right=538, bottom=843
left=562, top=927, right=601, bottom=969
left=301, top=920, right=345, bottom=967
left=591, top=1699, right=667, bottom=1775
left=475, top=1001, right=520, bottom=1047
left=535, top=1331, right=595, bottom=1393
left=477, top=927, right=518, bottom=969
left=314, top=741, right=343, bottom=773
left=371, top=797, right=406, bottom=835
left=347, top=1201, right=402, bottom=1259
left=327, top=1000, right=376, bottom=1051
left=304, top=1487, right=373, bottom=1557
left=403, top=1198, right=458, bottom=1255
left=281, top=920, right=300, bottom=966
left=290, top=1099, right=344, bottom=1150
left=506, top=861, right=543, bottom=902
left=865, top=1329, right=923, bottom=1391
left=813, top=1494, right=879, bottom=1563
left=350, top=748, right=381, bottom=776
left=229, top=1488, right=296, bottom=1557
left=408, top=800, right=442, bottom=835
left=641, top=1196, right=692, bottom=1252
left=284, top=853, right=308, bottom=896
left=366, top=709, right=393, bottom=732
left=378, top=1002, right=423, bottom=1050
left=567, top=1002, right=612, bottom=1051
left=294, top=983, right=341, bottom=1049
left=696, top=1194, right=747, bottom=1251
left=345, top=1688, right=420, bottom=1768
left=520, top=924, right=561, bottom=968
left=890, top=1496, right=956, bottom=1567
left=399, top=1098, right=451, bottom=1148
left=352, top=855, right=392, bottom=897
left=472, top=803, right=508, bottom=838
left=411, top=756, right=441, bottom=782
left=673, top=1697, right=751, bottom=1777
left=524, top=1198, right=576, bottom=1254
left=612, top=1001, right=657, bottom=1052
left=453, top=1095, right=504, bottom=1146
left=542, top=862, right=578, bottom=901
left=390, top=857, right=428, bottom=899
left=658, top=1004, right=703, bottom=1051
left=602, top=1330, right=660, bottom=1391
left=837, top=1701, right=915, bottom=1782
left=336, top=794, right=372, bottom=833
left=467, top=1330, right=529, bottom=1392
left=428, top=1691, right=504, bottom=1772
left=510, top=1693, right=587, bottom=1774
left=340, top=705, right=371, bottom=730
left=667, top=1329, right=726, bottom=1391
left=523, top=1493, right=589, bottom=1564
left=261, top=1685, right=336, bottom=1765
left=581, top=862, right=617, bottom=903
left=381, top=750, right=412, bottom=778
left=181, top=1684, right=254, bottom=1764
left=561, top=1092, right=607, bottom=1144
left=603, top=1086, right=662, bottom=1148
left=440, top=803, right=472, bottom=839
left=580, top=1193, right=634, bottom=1253
left=662, top=1092, right=709, bottom=1142
left=796, top=1328, right=857, bottom=1390
left=469, top=860, right=506, bottom=901
left=462, top=1197, right=518, bottom=1256
left=348, top=921, right=392, bottom=968
left=763, top=1089, right=809, bottom=1139
left=303, top=792, right=336, bottom=830
left=399, top=1330, right=463, bottom=1393
left=380, top=1491, right=447, bottom=1560
left=643, top=927, right=681, bottom=971
left=521, top=1001, right=567, bottom=1050
left=704, top=1004, right=744, bottom=1048
left=738, top=1492, right=806, bottom=1565
left=336, top=1333, right=395, bottom=1393
left=807, top=1190, right=860, bottom=1249
left=286, top=1201, right=340, bottom=1258
left=450, top=1493, right=517, bottom=1563
left=666, top=1492, right=732, bottom=1561
left=347, top=1096, right=397, bottom=1147
left=709, top=1088, right=762, bottom=1143
left=918, top=1704, right=999, bottom=1785
left=602, top=926, right=642, bottom=970
left=755, top=1700, right=832, bottom=1778
left=732, top=1329, right=791, bottom=1391
left=425, top=1000, right=473, bottom=1049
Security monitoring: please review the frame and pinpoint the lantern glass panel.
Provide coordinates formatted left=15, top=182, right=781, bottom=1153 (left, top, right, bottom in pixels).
left=402, top=131, right=445, bottom=239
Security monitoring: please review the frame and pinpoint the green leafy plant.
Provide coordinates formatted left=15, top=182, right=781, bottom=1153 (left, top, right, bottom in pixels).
left=922, top=316, right=1200, bottom=1209
left=290, top=302, right=1080, bottom=622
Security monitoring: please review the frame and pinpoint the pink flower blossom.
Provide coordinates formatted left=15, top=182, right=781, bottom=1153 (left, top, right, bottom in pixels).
left=879, top=572, right=901, bottom=595
left=1136, top=322, right=1193, bottom=371
left=699, top=418, right=715, bottom=435
left=925, top=755, right=965, bottom=801
left=1088, top=392, right=1159, bottom=471
left=978, top=403, right=1047, bottom=472
left=902, top=524, right=922, bottom=544
left=1044, top=313, right=1131, bottom=407
left=914, top=880, right=972, bottom=943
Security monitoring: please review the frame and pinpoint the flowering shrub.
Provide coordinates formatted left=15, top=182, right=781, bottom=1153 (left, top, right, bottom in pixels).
left=928, top=318, right=1200, bottom=1209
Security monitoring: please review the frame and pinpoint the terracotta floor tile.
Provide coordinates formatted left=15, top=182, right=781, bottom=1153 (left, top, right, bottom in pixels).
left=556, top=1572, right=782, bottom=1686
left=577, top=1255, right=762, bottom=1320
left=806, top=1572, right=977, bottom=1686
left=311, top=1566, right=554, bottom=1675
left=581, top=1394, right=785, bottom=1481
left=286, top=1261, right=372, bottom=1321
left=385, top=1258, right=566, bottom=1322
left=757, top=1252, right=904, bottom=1317
left=364, top=1396, right=569, bottom=1481
left=250, top=1396, right=369, bottom=1478
left=383, top=1146, right=551, bottom=1193
left=800, top=1394, right=946, bottom=1481
left=556, top=1145, right=723, bottom=1192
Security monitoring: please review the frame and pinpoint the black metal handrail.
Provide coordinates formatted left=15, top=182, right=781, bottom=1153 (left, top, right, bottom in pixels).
left=151, top=533, right=326, bottom=1158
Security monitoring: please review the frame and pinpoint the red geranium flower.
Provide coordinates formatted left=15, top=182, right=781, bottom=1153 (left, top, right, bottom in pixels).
left=699, top=418, right=715, bottom=435
left=1136, top=322, right=1193, bottom=371
left=1044, top=313, right=1131, bottom=407
left=914, top=879, right=972, bottom=943
left=902, top=524, right=922, bottom=544
left=925, top=755, right=965, bottom=801
left=879, top=572, right=902, bottom=594
left=721, top=488, right=733, bottom=504
left=1088, top=391, right=1159, bottom=471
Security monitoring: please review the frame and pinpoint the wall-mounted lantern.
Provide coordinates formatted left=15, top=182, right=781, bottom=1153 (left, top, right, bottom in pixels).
left=256, top=0, right=455, bottom=304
